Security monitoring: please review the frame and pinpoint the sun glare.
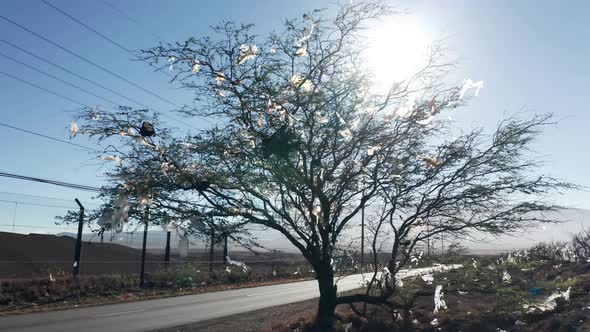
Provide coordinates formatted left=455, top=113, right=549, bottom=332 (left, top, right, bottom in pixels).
left=365, top=18, right=432, bottom=93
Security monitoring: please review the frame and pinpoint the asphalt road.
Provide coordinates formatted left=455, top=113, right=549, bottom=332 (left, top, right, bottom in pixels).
left=0, top=265, right=461, bottom=332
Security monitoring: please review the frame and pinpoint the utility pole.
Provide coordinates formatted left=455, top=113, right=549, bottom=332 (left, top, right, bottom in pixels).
left=139, top=206, right=149, bottom=287
left=12, top=202, right=17, bottom=232
left=73, top=198, right=84, bottom=278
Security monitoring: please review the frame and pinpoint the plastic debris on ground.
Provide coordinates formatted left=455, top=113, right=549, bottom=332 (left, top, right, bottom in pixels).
left=433, top=285, right=447, bottom=314
left=524, top=286, right=571, bottom=313
left=343, top=322, right=352, bottom=332
left=421, top=273, right=434, bottom=285
left=529, top=287, right=543, bottom=296
left=502, top=270, right=511, bottom=283
left=226, top=256, right=249, bottom=273
left=395, top=278, right=404, bottom=288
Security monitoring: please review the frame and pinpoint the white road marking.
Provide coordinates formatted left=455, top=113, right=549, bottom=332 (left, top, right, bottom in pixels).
left=97, top=309, right=145, bottom=317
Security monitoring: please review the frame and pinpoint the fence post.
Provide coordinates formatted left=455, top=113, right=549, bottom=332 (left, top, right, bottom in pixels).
left=139, top=206, right=149, bottom=287
left=223, top=232, right=228, bottom=263
left=73, top=198, right=84, bottom=278
left=360, top=200, right=365, bottom=271
left=208, top=227, right=215, bottom=275
left=164, top=230, right=171, bottom=270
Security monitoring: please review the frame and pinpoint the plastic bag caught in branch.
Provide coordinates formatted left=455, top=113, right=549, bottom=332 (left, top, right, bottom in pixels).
left=237, top=44, right=258, bottom=65
left=296, top=21, right=315, bottom=47
left=367, top=145, right=381, bottom=156
left=70, top=122, right=80, bottom=138
left=314, top=112, right=329, bottom=124
left=100, top=155, right=123, bottom=166
left=191, top=59, right=201, bottom=73
left=168, top=56, right=176, bottom=70
left=215, top=73, right=226, bottom=86
left=460, top=79, right=484, bottom=99
left=97, top=209, right=113, bottom=228
left=295, top=47, right=307, bottom=57
left=418, top=155, right=442, bottom=168
left=289, top=74, right=314, bottom=93
left=112, top=192, right=129, bottom=233
left=119, top=127, right=138, bottom=137
left=338, top=129, right=353, bottom=140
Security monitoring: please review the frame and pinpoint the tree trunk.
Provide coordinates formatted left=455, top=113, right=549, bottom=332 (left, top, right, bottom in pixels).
left=315, top=265, right=337, bottom=331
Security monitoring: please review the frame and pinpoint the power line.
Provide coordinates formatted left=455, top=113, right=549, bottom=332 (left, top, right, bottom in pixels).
left=0, top=14, right=183, bottom=109
left=0, top=191, right=100, bottom=205
left=0, top=200, right=77, bottom=210
left=0, top=71, right=88, bottom=107
left=0, top=171, right=102, bottom=192
left=33, top=3, right=213, bottom=128
left=0, top=122, right=100, bottom=152
left=42, top=0, right=174, bottom=79
left=41, top=0, right=138, bottom=58
left=42, top=0, right=175, bottom=81
left=1, top=39, right=154, bottom=110
left=0, top=51, right=119, bottom=106
left=98, top=0, right=166, bottom=42
left=37, top=1, right=205, bottom=129
left=0, top=41, right=193, bottom=129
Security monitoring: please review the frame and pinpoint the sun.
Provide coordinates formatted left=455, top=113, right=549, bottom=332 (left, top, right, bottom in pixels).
left=365, top=17, right=432, bottom=93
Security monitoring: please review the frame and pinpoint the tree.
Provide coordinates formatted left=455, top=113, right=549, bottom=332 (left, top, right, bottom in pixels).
left=68, top=2, right=573, bottom=329
left=62, top=107, right=256, bottom=259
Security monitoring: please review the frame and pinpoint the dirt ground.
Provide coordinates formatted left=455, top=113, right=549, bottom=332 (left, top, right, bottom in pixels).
left=154, top=260, right=590, bottom=332
left=153, top=298, right=319, bottom=332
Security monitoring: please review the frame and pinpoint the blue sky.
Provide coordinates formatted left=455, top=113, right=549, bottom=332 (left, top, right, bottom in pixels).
left=0, top=0, right=589, bottom=231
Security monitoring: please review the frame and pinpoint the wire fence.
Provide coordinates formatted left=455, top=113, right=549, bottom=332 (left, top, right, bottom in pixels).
left=0, top=192, right=318, bottom=280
